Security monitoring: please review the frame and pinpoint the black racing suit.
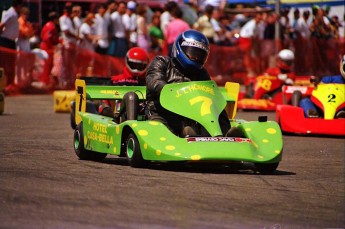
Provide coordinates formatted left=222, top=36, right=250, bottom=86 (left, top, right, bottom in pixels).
left=145, top=56, right=230, bottom=136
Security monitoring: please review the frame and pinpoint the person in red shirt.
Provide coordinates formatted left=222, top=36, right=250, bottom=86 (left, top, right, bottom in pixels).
left=99, top=47, right=150, bottom=121
left=39, top=11, right=59, bottom=88
left=264, top=49, right=296, bottom=85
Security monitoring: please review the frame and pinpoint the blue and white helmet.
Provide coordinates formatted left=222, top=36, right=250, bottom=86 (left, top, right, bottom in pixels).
left=172, top=30, right=210, bottom=70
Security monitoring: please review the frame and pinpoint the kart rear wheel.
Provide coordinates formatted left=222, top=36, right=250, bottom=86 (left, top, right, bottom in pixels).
left=70, top=101, right=76, bottom=129
left=255, top=162, right=279, bottom=174
left=126, top=133, right=146, bottom=168
left=74, top=123, right=107, bottom=161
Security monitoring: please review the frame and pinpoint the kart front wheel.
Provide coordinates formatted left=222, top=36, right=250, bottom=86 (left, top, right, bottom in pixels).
left=74, top=123, right=107, bottom=161
left=126, top=133, right=146, bottom=168
left=255, top=162, right=279, bottom=174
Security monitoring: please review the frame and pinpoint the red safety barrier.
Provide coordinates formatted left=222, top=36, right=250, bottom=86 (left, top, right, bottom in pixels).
left=0, top=37, right=344, bottom=95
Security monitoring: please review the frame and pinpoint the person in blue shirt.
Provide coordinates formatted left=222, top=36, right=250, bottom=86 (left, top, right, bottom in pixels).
left=299, top=55, right=345, bottom=118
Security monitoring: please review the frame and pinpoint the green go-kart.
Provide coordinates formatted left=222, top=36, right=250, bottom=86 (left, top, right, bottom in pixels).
left=73, top=79, right=283, bottom=173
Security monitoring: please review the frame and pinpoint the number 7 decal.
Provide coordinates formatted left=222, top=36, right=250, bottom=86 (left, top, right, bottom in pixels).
left=190, top=96, right=212, bottom=116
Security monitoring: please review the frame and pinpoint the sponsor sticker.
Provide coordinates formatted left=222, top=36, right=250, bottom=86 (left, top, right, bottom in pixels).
left=187, top=137, right=251, bottom=143
left=181, top=40, right=209, bottom=52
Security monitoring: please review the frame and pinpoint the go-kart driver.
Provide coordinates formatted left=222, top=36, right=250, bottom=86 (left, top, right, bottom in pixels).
left=99, top=47, right=150, bottom=120
left=299, top=54, right=345, bottom=118
left=264, top=49, right=296, bottom=85
left=145, top=29, right=240, bottom=137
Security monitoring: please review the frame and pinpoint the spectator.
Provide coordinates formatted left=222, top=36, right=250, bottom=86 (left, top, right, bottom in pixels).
left=310, top=7, right=332, bottom=75
left=16, top=6, right=35, bottom=87
left=238, top=12, right=263, bottom=77
left=330, top=15, right=341, bottom=39
left=292, top=8, right=300, bottom=30
left=218, top=15, right=233, bottom=46
left=38, top=11, right=59, bottom=88
left=165, top=7, right=190, bottom=56
left=295, top=10, right=311, bottom=74
left=260, top=12, right=278, bottom=71
left=79, top=12, right=98, bottom=52
left=180, top=0, right=198, bottom=28
left=59, top=3, right=79, bottom=89
left=160, top=1, right=178, bottom=33
left=279, top=7, right=292, bottom=49
left=295, top=10, right=311, bottom=39
left=210, top=8, right=224, bottom=45
left=109, top=1, right=128, bottom=57
left=105, top=0, right=118, bottom=41
left=149, top=14, right=164, bottom=53
left=124, top=1, right=137, bottom=49
left=0, top=0, right=24, bottom=93
left=94, top=4, right=109, bottom=55
left=136, top=4, right=149, bottom=51
left=72, top=5, right=82, bottom=34
left=17, top=7, right=34, bottom=52
left=193, top=5, right=215, bottom=43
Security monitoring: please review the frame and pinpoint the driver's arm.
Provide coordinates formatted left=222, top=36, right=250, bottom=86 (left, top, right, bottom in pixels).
left=146, top=56, right=169, bottom=97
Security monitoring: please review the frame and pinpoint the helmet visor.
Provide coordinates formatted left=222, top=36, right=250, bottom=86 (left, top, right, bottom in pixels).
left=181, top=46, right=208, bottom=65
left=281, top=59, right=294, bottom=66
left=127, top=58, right=148, bottom=71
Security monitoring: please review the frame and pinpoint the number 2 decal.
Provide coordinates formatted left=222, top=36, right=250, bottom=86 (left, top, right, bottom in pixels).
left=189, top=96, right=212, bottom=116
left=327, top=94, right=336, bottom=103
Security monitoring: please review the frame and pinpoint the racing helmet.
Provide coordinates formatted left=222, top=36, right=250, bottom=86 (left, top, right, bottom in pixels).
left=340, top=54, right=345, bottom=79
left=172, top=30, right=210, bottom=70
left=277, top=49, right=295, bottom=72
left=125, top=47, right=149, bottom=78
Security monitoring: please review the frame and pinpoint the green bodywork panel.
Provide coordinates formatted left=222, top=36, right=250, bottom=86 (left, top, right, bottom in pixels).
left=79, top=113, right=282, bottom=163
left=84, top=85, right=146, bottom=100
left=77, top=80, right=283, bottom=163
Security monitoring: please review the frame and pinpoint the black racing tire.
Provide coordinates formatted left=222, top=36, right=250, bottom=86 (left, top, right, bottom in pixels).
left=74, top=123, right=107, bottom=161
left=0, top=92, right=4, bottom=115
left=71, top=101, right=99, bottom=129
left=254, top=162, right=279, bottom=174
left=126, top=133, right=147, bottom=168
left=291, top=90, right=302, bottom=107
left=70, top=101, right=76, bottom=129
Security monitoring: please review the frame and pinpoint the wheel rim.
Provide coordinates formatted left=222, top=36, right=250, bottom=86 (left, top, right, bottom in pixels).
left=127, top=138, right=135, bottom=158
left=74, top=130, right=81, bottom=150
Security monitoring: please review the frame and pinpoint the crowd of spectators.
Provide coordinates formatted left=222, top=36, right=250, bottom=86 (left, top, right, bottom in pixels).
left=0, top=0, right=344, bottom=93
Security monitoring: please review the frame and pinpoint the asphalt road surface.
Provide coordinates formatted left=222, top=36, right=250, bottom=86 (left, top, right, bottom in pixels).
left=0, top=95, right=344, bottom=229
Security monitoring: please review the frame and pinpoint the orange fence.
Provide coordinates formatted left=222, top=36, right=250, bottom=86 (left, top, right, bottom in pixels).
left=0, top=37, right=344, bottom=94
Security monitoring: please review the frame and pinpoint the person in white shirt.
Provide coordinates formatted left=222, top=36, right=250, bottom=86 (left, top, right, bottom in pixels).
left=136, top=4, right=149, bottom=51
left=109, top=1, right=128, bottom=57
left=0, top=0, right=23, bottom=92
left=0, top=0, right=23, bottom=49
left=94, top=4, right=109, bottom=55
left=79, top=13, right=98, bottom=52
left=210, top=8, right=223, bottom=45
left=72, top=5, right=82, bottom=34
left=59, top=4, right=78, bottom=89
left=123, top=1, right=137, bottom=49
left=238, top=12, right=263, bottom=77
left=160, top=1, right=177, bottom=33
left=295, top=10, right=311, bottom=39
